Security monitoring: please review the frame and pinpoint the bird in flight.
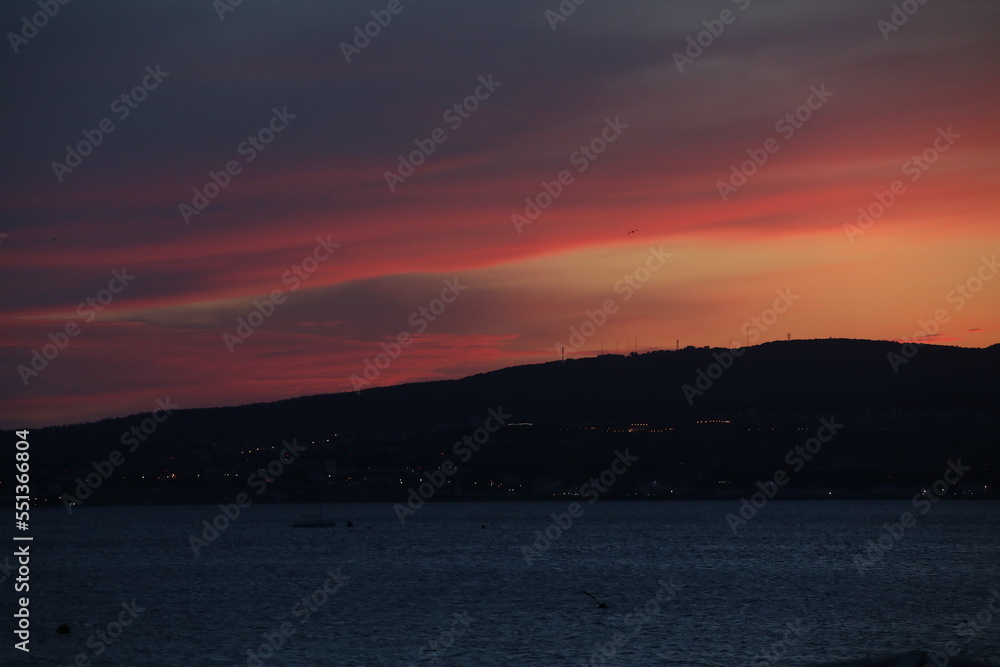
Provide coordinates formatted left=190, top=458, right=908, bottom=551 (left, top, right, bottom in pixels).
left=582, top=591, right=608, bottom=608
left=626, top=229, right=638, bottom=235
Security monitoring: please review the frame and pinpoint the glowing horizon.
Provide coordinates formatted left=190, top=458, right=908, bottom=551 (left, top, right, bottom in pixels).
left=2, top=1, right=998, bottom=427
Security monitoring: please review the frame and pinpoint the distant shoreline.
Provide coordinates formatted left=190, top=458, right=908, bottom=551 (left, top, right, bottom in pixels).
left=19, top=494, right=998, bottom=510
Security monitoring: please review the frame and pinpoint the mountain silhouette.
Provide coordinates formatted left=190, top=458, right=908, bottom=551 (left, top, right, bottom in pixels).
left=11, top=338, right=999, bottom=504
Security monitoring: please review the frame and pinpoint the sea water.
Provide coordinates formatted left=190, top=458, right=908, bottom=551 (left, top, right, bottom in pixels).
left=12, top=500, right=1000, bottom=666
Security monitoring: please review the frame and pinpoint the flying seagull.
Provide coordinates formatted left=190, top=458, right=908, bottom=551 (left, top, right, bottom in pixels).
left=626, top=229, right=638, bottom=235
left=582, top=591, right=608, bottom=608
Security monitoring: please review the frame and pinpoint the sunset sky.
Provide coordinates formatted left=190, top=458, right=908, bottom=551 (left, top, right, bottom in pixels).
left=2, top=0, right=998, bottom=428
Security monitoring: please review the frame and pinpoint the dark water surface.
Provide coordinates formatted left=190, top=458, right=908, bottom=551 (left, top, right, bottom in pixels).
left=14, top=500, right=1000, bottom=666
